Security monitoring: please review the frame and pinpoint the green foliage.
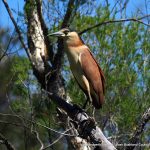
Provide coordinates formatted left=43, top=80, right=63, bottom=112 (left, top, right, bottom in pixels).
left=11, top=99, right=29, bottom=112
left=24, top=0, right=36, bottom=18
left=10, top=56, right=30, bottom=98
left=67, top=3, right=150, bottom=144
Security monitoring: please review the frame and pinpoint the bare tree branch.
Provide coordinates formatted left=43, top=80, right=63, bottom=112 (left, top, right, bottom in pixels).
left=0, top=113, right=75, bottom=137
left=2, top=0, right=32, bottom=61
left=0, top=31, right=14, bottom=61
left=53, top=0, right=75, bottom=73
left=61, top=0, right=75, bottom=28
left=32, top=129, right=44, bottom=150
left=0, top=133, right=15, bottom=150
left=79, top=14, right=150, bottom=35
left=126, top=107, right=150, bottom=150
left=46, top=92, right=116, bottom=150
left=42, top=127, right=73, bottom=150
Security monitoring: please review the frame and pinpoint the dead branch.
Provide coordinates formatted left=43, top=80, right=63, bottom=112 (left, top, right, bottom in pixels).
left=2, top=0, right=32, bottom=61
left=0, top=133, right=15, bottom=150
left=0, top=31, right=14, bottom=61
left=79, top=14, right=150, bottom=35
left=32, top=129, right=44, bottom=150
left=47, top=92, right=116, bottom=150
left=42, top=127, right=73, bottom=150
left=126, top=107, right=150, bottom=150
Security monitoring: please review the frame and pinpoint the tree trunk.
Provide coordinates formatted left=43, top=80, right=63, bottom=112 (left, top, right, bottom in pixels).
left=25, top=0, right=91, bottom=149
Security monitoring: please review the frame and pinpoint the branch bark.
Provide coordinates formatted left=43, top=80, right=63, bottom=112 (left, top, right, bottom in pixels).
left=53, top=0, right=75, bottom=73
left=47, top=92, right=116, bottom=150
left=79, top=15, right=150, bottom=35
left=25, top=0, right=50, bottom=73
left=35, top=0, right=54, bottom=62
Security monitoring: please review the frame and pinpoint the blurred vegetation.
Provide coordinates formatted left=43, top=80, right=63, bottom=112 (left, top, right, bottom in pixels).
left=0, top=0, right=150, bottom=149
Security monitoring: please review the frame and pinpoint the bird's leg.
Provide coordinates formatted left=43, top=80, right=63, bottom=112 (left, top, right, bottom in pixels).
left=87, top=91, right=93, bottom=103
left=82, top=76, right=92, bottom=110
left=92, top=108, right=95, bottom=118
left=82, top=91, right=92, bottom=110
left=86, top=92, right=96, bottom=118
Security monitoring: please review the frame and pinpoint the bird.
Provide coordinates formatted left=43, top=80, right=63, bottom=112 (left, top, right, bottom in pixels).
left=49, top=28, right=105, bottom=109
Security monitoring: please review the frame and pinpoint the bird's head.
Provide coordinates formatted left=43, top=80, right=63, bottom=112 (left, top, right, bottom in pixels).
left=48, top=28, right=71, bottom=37
left=48, top=28, right=84, bottom=46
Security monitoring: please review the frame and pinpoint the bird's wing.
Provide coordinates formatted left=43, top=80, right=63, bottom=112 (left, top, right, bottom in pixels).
left=79, top=47, right=105, bottom=99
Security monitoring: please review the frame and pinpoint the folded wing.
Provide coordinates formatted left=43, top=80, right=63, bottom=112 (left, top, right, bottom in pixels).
left=80, top=48, right=105, bottom=108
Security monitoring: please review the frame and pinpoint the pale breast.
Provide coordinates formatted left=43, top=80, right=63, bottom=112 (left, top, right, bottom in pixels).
left=65, top=45, right=89, bottom=89
left=71, top=63, right=87, bottom=90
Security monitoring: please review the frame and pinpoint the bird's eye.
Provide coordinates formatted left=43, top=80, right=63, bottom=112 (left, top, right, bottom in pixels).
left=64, top=30, right=69, bottom=35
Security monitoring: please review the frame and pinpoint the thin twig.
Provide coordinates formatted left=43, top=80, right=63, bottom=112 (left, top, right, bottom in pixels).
left=0, top=30, right=15, bottom=61
left=126, top=107, right=150, bottom=150
left=42, top=127, right=73, bottom=150
left=2, top=0, right=32, bottom=61
left=0, top=115, right=70, bottom=149
left=0, top=113, right=76, bottom=137
left=79, top=14, right=150, bottom=34
left=35, top=121, right=76, bottom=137
left=32, top=129, right=44, bottom=150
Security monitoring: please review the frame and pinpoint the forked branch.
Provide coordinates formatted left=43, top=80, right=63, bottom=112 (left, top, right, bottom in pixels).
left=47, top=92, right=116, bottom=150
left=0, top=133, right=15, bottom=150
left=126, top=108, right=150, bottom=150
left=2, top=0, right=31, bottom=60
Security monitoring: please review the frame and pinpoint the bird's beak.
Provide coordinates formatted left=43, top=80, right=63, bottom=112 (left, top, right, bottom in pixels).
left=48, top=31, right=65, bottom=37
